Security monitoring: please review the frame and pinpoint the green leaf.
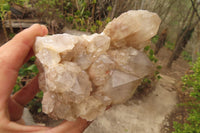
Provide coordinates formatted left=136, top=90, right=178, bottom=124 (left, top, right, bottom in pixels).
left=149, top=49, right=154, bottom=56
left=37, top=108, right=42, bottom=113
left=26, top=64, right=38, bottom=73
left=154, top=71, right=159, bottom=75
left=36, top=91, right=43, bottom=98
left=9, top=33, right=15, bottom=38
left=30, top=56, right=36, bottom=62
left=106, top=17, right=111, bottom=23
left=156, top=65, right=162, bottom=70
left=93, top=0, right=97, bottom=4
left=107, top=6, right=112, bottom=11
left=67, top=2, right=72, bottom=7
left=151, top=35, right=159, bottom=44
left=13, top=84, right=21, bottom=94
left=144, top=46, right=150, bottom=51
left=157, top=75, right=162, bottom=79
left=173, top=55, right=200, bottom=133
left=154, top=58, right=158, bottom=63
left=96, top=20, right=102, bottom=26
left=3, top=3, right=10, bottom=11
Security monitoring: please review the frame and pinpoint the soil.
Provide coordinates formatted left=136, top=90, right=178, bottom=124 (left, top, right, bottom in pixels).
left=157, top=47, right=191, bottom=133
left=160, top=73, right=193, bottom=133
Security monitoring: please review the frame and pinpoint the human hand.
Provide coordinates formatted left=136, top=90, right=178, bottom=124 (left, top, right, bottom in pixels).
left=0, top=24, right=89, bottom=133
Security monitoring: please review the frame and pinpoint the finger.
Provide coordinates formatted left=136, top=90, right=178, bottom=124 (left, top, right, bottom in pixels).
left=8, top=76, right=40, bottom=121
left=12, top=76, right=40, bottom=107
left=0, top=24, right=48, bottom=71
left=49, top=118, right=89, bottom=133
left=0, top=24, right=47, bottom=106
left=8, top=97, right=24, bottom=121
left=23, top=49, right=34, bottom=64
left=0, top=63, right=18, bottom=107
left=3, top=121, right=50, bottom=133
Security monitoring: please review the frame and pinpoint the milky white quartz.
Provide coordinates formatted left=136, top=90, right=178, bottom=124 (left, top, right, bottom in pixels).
left=34, top=10, right=161, bottom=121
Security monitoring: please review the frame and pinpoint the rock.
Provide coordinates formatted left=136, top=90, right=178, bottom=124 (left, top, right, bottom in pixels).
left=33, top=10, right=161, bottom=121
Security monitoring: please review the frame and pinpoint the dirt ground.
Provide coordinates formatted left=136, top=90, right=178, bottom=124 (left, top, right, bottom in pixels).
left=158, top=47, right=191, bottom=133
left=157, top=47, right=190, bottom=133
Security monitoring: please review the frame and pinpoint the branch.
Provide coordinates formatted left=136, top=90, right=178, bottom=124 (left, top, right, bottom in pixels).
left=190, top=0, right=200, bottom=21
left=111, top=0, right=118, bottom=19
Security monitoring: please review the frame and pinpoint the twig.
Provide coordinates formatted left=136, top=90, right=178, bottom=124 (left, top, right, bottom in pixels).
left=111, top=0, right=118, bottom=19
left=190, top=0, right=200, bottom=21
left=8, top=11, right=14, bottom=33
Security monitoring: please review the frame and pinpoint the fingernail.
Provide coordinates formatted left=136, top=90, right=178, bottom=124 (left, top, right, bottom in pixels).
left=41, top=25, right=48, bottom=35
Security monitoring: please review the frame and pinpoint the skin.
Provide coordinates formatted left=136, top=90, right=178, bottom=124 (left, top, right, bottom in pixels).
left=0, top=24, right=89, bottom=133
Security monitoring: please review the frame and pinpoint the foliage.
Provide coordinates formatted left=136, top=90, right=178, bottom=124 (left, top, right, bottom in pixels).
left=173, top=56, right=200, bottom=133
left=28, top=91, right=43, bottom=113
left=8, top=0, right=28, bottom=6
left=0, top=0, right=10, bottom=20
left=182, top=57, right=200, bottom=100
left=30, top=0, right=111, bottom=33
left=138, top=45, right=162, bottom=90
left=151, top=35, right=159, bottom=44
left=2, top=0, right=112, bottom=33
left=144, top=45, right=158, bottom=63
left=0, top=0, right=13, bottom=40
left=144, top=45, right=162, bottom=80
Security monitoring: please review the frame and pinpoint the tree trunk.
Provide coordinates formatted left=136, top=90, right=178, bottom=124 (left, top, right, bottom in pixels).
left=155, top=28, right=168, bottom=55
left=167, top=27, right=195, bottom=68
left=111, top=0, right=118, bottom=19
left=91, top=2, right=96, bottom=21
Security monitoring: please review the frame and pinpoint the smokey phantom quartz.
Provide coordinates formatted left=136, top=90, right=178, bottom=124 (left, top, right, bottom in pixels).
left=34, top=10, right=161, bottom=121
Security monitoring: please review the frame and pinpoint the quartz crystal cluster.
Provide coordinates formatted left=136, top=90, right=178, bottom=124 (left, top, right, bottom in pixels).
left=34, top=10, right=161, bottom=121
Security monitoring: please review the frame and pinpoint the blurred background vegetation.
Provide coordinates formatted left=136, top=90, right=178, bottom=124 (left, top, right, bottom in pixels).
left=1, top=0, right=200, bottom=64
left=0, top=0, right=200, bottom=131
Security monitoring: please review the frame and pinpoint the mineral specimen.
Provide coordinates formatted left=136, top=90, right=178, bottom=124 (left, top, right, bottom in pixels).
left=34, top=10, right=161, bottom=121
